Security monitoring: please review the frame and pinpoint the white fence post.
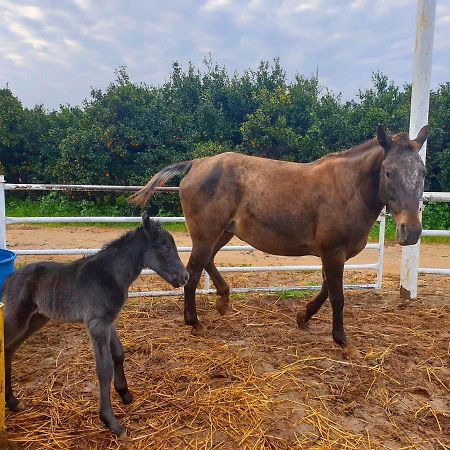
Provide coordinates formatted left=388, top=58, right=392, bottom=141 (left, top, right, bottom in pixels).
left=400, top=0, right=436, bottom=300
left=0, top=175, right=6, bottom=249
left=376, top=210, right=386, bottom=289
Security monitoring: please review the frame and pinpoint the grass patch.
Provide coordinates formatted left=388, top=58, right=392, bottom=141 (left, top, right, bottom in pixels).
left=276, top=290, right=313, bottom=300
left=230, top=293, right=247, bottom=301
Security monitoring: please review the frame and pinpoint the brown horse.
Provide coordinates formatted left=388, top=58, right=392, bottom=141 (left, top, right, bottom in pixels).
left=130, top=125, right=428, bottom=358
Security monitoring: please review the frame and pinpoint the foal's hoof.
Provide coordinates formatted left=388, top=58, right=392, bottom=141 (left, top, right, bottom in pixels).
left=121, top=391, right=134, bottom=405
left=191, top=322, right=208, bottom=337
left=215, top=297, right=229, bottom=316
left=7, top=398, right=25, bottom=412
left=118, top=431, right=130, bottom=441
left=296, top=311, right=308, bottom=329
left=341, top=345, right=362, bottom=360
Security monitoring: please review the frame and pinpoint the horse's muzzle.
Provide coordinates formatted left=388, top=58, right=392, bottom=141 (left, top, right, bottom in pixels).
left=393, top=210, right=422, bottom=246
left=171, top=271, right=189, bottom=288
left=396, top=223, right=422, bottom=246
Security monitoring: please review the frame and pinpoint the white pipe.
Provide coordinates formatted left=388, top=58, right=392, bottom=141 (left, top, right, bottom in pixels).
left=127, top=283, right=378, bottom=298
left=6, top=216, right=185, bottom=224
left=419, top=268, right=450, bottom=275
left=424, top=192, right=450, bottom=202
left=4, top=183, right=178, bottom=192
left=421, top=230, right=450, bottom=237
left=400, top=0, right=436, bottom=299
left=376, top=209, right=387, bottom=289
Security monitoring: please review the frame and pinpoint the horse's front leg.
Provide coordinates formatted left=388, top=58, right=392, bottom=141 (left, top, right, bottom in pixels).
left=184, top=247, right=212, bottom=337
left=87, top=319, right=126, bottom=438
left=321, top=253, right=361, bottom=360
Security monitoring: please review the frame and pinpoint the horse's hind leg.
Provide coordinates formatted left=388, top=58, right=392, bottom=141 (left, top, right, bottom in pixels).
left=297, top=271, right=328, bottom=329
left=110, top=325, right=133, bottom=405
left=87, top=319, right=125, bottom=437
left=5, top=312, right=49, bottom=411
left=204, top=232, right=233, bottom=316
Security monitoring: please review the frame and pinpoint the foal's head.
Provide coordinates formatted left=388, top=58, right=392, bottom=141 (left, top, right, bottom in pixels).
left=141, top=212, right=189, bottom=287
left=377, top=125, right=428, bottom=246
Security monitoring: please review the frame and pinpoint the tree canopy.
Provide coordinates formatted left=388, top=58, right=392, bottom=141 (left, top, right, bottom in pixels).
left=1, top=60, right=449, bottom=198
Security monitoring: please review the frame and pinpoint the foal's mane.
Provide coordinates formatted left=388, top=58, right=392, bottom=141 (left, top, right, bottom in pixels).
left=95, top=226, right=146, bottom=259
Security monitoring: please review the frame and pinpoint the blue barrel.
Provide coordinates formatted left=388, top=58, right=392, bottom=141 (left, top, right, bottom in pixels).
left=0, top=249, right=16, bottom=296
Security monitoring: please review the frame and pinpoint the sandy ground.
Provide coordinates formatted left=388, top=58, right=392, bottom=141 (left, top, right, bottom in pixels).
left=3, top=225, right=450, bottom=449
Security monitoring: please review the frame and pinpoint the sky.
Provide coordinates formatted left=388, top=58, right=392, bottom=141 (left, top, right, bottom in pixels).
left=1, top=0, right=449, bottom=110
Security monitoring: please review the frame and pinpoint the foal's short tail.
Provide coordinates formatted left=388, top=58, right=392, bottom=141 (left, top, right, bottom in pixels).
left=129, top=161, right=193, bottom=206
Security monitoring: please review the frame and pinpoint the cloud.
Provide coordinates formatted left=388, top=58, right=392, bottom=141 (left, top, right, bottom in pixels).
left=72, top=0, right=91, bottom=11
left=18, top=5, right=45, bottom=20
left=0, top=0, right=447, bottom=109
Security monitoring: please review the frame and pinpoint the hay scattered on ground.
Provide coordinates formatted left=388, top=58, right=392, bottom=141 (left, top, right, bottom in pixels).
left=5, top=273, right=450, bottom=450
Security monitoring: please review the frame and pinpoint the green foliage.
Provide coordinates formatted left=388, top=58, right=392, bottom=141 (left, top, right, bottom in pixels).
left=6, top=193, right=188, bottom=231
left=1, top=60, right=449, bottom=233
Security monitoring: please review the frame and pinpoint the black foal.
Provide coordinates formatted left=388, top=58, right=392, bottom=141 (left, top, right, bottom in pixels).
left=2, top=213, right=188, bottom=437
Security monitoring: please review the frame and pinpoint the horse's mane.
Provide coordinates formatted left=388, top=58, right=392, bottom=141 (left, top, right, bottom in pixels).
left=322, top=138, right=380, bottom=160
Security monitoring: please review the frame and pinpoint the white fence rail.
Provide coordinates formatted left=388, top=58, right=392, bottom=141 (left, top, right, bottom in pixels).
left=0, top=177, right=389, bottom=297
left=418, top=192, right=450, bottom=276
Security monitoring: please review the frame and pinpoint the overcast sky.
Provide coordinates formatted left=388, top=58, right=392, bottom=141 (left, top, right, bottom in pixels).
left=1, top=0, right=449, bottom=110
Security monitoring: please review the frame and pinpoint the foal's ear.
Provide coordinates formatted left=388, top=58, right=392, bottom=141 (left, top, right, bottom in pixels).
left=377, top=125, right=393, bottom=152
left=142, top=211, right=160, bottom=239
left=413, top=124, right=429, bottom=149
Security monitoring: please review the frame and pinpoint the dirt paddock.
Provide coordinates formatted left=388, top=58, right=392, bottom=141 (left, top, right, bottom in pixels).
left=3, top=226, right=450, bottom=449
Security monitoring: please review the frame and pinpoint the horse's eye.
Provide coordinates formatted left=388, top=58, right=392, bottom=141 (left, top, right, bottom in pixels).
left=386, top=171, right=391, bottom=178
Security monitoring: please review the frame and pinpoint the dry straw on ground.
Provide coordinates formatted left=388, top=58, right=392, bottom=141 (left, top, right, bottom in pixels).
left=4, top=273, right=450, bottom=449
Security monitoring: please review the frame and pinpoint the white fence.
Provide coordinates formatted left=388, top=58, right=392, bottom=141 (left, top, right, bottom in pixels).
left=0, top=177, right=388, bottom=297
left=418, top=192, right=450, bottom=276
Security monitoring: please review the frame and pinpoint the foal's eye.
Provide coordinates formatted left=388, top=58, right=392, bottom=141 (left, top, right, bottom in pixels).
left=386, top=171, right=392, bottom=178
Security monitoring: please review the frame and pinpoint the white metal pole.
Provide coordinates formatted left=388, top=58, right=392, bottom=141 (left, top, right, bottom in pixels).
left=376, top=210, right=386, bottom=289
left=400, top=0, right=436, bottom=299
left=0, top=175, right=6, bottom=249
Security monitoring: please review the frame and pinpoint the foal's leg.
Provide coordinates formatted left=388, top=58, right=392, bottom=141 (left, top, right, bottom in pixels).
left=110, top=326, right=133, bottom=405
left=184, top=244, right=214, bottom=336
left=5, top=312, right=49, bottom=411
left=204, top=232, right=233, bottom=316
left=87, top=320, right=125, bottom=437
left=321, top=254, right=360, bottom=359
left=296, top=270, right=328, bottom=328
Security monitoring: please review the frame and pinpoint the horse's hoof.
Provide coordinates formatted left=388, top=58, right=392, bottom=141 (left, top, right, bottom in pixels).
left=215, top=297, right=229, bottom=316
left=191, top=322, right=208, bottom=337
left=121, top=391, right=134, bottom=405
left=296, top=311, right=308, bottom=329
left=341, top=345, right=361, bottom=360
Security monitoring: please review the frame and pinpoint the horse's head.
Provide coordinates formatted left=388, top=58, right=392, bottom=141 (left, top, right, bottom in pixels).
left=377, top=125, right=428, bottom=246
left=141, top=212, right=189, bottom=287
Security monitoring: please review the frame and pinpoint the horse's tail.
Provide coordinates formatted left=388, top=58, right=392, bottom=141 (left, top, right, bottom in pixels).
left=128, top=161, right=193, bottom=206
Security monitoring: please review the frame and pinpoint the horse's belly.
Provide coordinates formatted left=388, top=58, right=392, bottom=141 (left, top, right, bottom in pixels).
left=232, top=221, right=318, bottom=257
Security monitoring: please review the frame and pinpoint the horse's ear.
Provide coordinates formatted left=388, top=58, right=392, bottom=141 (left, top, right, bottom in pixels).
left=413, top=124, right=429, bottom=149
left=377, top=125, right=393, bottom=152
left=142, top=211, right=159, bottom=239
